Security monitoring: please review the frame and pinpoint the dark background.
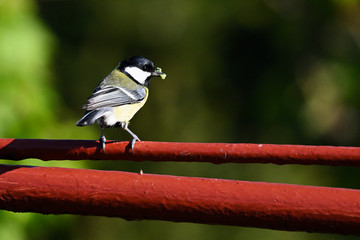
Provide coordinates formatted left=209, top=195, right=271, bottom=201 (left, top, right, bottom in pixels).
left=0, top=0, right=360, bottom=239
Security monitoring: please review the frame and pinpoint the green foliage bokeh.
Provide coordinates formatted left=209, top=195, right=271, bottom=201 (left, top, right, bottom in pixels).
left=0, top=0, right=360, bottom=239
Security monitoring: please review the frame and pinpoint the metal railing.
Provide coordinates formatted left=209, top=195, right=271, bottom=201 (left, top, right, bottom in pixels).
left=0, top=138, right=359, bottom=235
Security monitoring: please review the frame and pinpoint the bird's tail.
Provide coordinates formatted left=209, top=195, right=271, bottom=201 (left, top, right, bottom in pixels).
left=76, top=109, right=109, bottom=126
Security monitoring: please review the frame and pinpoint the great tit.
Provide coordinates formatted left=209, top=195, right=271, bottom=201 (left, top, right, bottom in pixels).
left=76, top=56, right=166, bottom=150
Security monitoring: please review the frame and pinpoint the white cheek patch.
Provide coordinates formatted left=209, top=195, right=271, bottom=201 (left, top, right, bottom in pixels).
left=125, top=67, right=151, bottom=84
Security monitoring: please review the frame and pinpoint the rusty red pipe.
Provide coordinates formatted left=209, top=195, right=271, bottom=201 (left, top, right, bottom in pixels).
left=1, top=138, right=360, bottom=166
left=0, top=164, right=359, bottom=235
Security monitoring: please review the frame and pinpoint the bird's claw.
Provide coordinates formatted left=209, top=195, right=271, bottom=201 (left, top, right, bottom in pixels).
left=100, top=135, right=106, bottom=151
left=130, top=137, right=140, bottom=150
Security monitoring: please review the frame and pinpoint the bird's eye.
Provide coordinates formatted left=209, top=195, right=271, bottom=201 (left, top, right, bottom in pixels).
left=143, top=65, right=149, bottom=71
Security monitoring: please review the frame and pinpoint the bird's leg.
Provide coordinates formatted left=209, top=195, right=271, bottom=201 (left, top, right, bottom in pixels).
left=122, top=122, right=140, bottom=149
left=99, top=125, right=106, bottom=151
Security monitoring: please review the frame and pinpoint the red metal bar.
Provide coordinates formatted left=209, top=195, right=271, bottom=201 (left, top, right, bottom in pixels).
left=0, top=138, right=360, bottom=166
left=0, top=164, right=359, bottom=235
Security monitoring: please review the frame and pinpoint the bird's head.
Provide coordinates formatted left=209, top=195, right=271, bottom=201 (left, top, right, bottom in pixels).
left=118, top=56, right=166, bottom=86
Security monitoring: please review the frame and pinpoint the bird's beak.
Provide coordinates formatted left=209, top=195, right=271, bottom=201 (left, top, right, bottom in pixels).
left=152, top=67, right=166, bottom=80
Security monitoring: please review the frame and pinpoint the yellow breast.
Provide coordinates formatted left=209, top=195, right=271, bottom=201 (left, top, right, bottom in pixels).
left=112, top=88, right=149, bottom=123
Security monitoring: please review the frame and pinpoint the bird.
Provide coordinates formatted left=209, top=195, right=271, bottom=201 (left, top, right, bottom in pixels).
left=76, top=56, right=166, bottom=150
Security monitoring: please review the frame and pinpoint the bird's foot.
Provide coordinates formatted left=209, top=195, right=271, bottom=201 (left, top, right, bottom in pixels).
left=130, top=136, right=140, bottom=150
left=99, top=135, right=106, bottom=151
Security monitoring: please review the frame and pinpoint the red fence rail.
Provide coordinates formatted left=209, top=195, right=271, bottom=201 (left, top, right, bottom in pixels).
left=0, top=138, right=360, bottom=235
left=0, top=164, right=359, bottom=235
left=1, top=138, right=360, bottom=166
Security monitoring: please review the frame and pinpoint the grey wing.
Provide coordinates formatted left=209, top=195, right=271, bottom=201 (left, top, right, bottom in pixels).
left=82, top=86, right=146, bottom=110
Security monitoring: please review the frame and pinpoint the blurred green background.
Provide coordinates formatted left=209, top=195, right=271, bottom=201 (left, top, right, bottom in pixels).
left=1, top=0, right=360, bottom=239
